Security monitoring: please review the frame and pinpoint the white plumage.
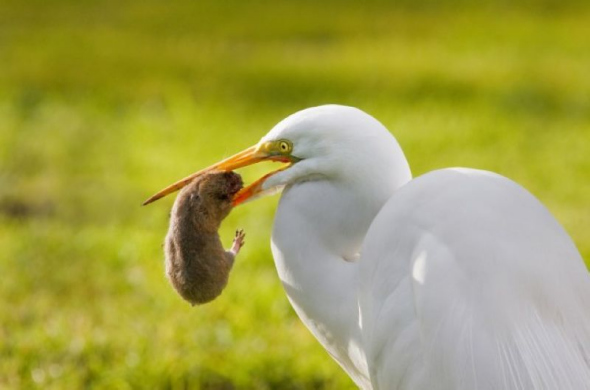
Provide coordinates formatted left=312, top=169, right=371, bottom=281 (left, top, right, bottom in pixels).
left=146, top=104, right=590, bottom=389
left=260, top=105, right=590, bottom=389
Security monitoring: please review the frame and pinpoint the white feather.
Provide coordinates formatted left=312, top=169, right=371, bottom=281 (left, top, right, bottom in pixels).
left=360, top=168, right=590, bottom=389
left=261, top=105, right=590, bottom=389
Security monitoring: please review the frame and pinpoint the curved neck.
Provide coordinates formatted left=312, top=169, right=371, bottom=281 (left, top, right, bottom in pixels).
left=271, top=181, right=368, bottom=387
left=270, top=169, right=410, bottom=387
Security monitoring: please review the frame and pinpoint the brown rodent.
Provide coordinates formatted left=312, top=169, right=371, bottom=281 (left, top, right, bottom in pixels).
left=164, top=171, right=245, bottom=305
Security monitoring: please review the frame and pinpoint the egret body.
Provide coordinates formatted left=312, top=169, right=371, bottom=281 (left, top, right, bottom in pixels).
left=145, top=105, right=590, bottom=390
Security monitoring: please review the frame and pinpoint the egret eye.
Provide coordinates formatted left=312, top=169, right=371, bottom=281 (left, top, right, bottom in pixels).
left=278, top=140, right=291, bottom=154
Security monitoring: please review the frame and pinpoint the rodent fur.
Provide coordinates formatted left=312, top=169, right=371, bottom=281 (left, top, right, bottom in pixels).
left=164, top=171, right=244, bottom=305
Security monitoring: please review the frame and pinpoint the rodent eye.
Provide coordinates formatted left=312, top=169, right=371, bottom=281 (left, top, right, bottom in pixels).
left=278, top=140, right=291, bottom=154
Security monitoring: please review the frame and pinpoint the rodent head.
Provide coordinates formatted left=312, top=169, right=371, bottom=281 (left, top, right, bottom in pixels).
left=196, top=171, right=243, bottom=222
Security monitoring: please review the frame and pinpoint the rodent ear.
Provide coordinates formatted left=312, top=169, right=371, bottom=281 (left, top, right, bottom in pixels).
left=194, top=179, right=203, bottom=191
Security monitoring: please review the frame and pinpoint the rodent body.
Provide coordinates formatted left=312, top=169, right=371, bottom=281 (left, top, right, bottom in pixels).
left=164, top=171, right=245, bottom=305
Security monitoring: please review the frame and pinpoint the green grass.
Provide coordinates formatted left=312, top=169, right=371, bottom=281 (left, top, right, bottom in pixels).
left=1, top=0, right=589, bottom=388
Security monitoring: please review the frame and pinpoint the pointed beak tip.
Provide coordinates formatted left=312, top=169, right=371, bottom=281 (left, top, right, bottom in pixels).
left=142, top=192, right=166, bottom=206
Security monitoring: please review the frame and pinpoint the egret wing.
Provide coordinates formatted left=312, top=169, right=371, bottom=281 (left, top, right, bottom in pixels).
left=358, top=168, right=590, bottom=390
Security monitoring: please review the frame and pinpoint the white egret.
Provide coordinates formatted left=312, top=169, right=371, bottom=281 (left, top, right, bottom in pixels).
left=144, top=105, right=590, bottom=390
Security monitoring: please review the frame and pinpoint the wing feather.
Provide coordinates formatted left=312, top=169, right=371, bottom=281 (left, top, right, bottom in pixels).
left=359, top=168, right=590, bottom=390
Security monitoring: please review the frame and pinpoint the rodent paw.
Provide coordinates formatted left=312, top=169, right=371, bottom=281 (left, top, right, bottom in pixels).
left=231, top=229, right=246, bottom=255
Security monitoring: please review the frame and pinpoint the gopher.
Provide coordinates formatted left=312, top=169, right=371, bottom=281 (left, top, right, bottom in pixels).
left=164, top=171, right=245, bottom=305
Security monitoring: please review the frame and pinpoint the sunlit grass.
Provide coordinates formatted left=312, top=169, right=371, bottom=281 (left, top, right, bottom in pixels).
left=1, top=0, right=589, bottom=388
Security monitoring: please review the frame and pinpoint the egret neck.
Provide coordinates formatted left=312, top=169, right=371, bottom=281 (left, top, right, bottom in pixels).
left=270, top=156, right=411, bottom=387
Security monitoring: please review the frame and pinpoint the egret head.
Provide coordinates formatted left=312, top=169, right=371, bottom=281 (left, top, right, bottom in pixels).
left=143, top=105, right=410, bottom=206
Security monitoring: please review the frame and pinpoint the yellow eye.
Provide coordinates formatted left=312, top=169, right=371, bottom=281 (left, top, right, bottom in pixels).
left=278, top=140, right=291, bottom=154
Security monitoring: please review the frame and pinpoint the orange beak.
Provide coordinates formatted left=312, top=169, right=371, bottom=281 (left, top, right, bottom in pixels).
left=142, top=144, right=293, bottom=206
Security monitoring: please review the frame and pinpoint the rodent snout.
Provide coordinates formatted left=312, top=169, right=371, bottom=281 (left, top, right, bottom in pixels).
left=223, top=172, right=243, bottom=196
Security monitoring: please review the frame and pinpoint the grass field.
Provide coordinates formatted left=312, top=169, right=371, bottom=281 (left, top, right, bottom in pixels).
left=1, top=0, right=589, bottom=388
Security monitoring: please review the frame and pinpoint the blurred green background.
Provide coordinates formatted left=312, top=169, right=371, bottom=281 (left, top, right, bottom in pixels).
left=1, top=0, right=589, bottom=388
